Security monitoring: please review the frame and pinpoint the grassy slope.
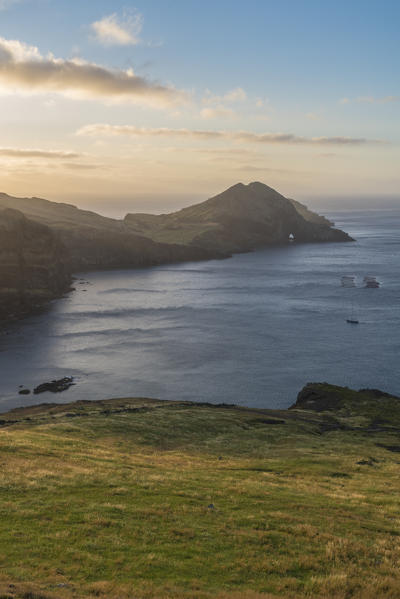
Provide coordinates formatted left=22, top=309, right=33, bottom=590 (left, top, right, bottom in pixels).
left=123, top=212, right=219, bottom=245
left=1, top=386, right=400, bottom=599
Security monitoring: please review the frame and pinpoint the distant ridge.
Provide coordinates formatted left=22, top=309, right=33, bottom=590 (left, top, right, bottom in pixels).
left=0, top=192, right=218, bottom=273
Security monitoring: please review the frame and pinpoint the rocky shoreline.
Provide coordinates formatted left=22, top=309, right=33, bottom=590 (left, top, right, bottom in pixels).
left=17, top=376, right=75, bottom=396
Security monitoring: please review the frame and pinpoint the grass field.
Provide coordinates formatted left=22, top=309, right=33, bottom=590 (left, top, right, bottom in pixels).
left=1, top=384, right=400, bottom=598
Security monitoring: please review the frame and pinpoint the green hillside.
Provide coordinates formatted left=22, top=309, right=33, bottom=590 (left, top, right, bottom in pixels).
left=1, top=384, right=400, bottom=598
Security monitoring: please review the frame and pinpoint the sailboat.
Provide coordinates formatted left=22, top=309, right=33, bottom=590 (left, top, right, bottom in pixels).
left=340, top=276, right=359, bottom=323
left=346, top=299, right=359, bottom=324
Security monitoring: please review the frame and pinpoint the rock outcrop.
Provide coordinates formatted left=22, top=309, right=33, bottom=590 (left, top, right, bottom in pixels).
left=290, top=382, right=400, bottom=413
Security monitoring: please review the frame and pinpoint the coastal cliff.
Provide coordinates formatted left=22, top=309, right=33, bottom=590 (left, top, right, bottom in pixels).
left=0, top=192, right=221, bottom=273
left=0, top=208, right=71, bottom=320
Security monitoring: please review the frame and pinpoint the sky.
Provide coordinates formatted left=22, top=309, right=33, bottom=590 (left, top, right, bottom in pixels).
left=0, top=0, right=399, bottom=215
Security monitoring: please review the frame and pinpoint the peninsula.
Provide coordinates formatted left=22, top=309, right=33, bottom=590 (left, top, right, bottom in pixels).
left=0, top=182, right=352, bottom=321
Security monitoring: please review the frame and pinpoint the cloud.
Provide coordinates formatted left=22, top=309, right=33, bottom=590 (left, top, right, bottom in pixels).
left=203, top=87, right=247, bottom=105
left=200, top=106, right=236, bottom=119
left=200, top=87, right=246, bottom=119
left=356, top=96, right=375, bottom=103
left=76, top=123, right=383, bottom=146
left=223, top=87, right=247, bottom=102
left=255, top=97, right=269, bottom=108
left=0, top=36, right=186, bottom=107
left=0, top=147, right=80, bottom=159
left=357, top=95, right=400, bottom=103
left=234, top=164, right=295, bottom=174
left=305, top=112, right=319, bottom=120
left=380, top=96, right=400, bottom=103
left=192, top=147, right=259, bottom=157
left=62, top=162, right=101, bottom=170
left=91, top=11, right=143, bottom=46
left=340, top=95, right=400, bottom=104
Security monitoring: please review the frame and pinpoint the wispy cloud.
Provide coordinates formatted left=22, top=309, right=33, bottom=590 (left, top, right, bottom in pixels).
left=222, top=87, right=247, bottom=103
left=199, top=87, right=246, bottom=119
left=90, top=11, right=143, bottom=46
left=76, top=124, right=383, bottom=146
left=62, top=162, right=101, bottom=170
left=255, top=97, right=269, bottom=108
left=340, top=95, right=400, bottom=104
left=192, top=147, right=259, bottom=157
left=200, top=106, right=236, bottom=120
left=234, top=164, right=295, bottom=174
left=0, top=37, right=186, bottom=107
left=357, top=95, right=400, bottom=103
left=203, top=87, right=247, bottom=105
left=0, top=147, right=80, bottom=159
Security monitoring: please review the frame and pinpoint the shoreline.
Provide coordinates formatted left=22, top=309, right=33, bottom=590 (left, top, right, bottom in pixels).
left=1, top=381, right=398, bottom=423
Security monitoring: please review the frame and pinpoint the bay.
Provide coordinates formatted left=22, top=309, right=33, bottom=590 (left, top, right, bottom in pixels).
left=1, top=209, right=399, bottom=411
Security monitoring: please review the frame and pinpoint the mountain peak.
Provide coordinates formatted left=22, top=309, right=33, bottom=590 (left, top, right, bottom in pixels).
left=247, top=181, right=280, bottom=194
left=223, top=182, right=280, bottom=196
left=224, top=182, right=246, bottom=192
left=210, top=182, right=286, bottom=206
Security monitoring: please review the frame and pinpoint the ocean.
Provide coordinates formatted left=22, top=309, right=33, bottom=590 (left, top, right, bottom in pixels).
left=1, top=209, right=399, bottom=412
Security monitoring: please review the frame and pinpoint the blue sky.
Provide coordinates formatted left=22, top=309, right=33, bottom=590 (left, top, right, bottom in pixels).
left=0, top=0, right=398, bottom=213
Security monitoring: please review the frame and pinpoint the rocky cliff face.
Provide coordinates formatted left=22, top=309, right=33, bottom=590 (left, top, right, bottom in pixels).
left=0, top=208, right=71, bottom=320
left=288, top=198, right=334, bottom=227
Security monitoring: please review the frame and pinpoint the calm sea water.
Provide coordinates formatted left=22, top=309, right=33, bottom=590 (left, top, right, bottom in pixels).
left=1, top=210, right=399, bottom=412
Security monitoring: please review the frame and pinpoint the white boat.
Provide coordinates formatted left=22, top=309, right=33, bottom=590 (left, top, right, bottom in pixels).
left=363, top=276, right=380, bottom=288
left=341, top=275, right=356, bottom=288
